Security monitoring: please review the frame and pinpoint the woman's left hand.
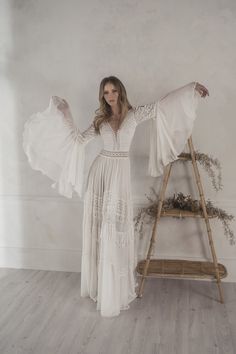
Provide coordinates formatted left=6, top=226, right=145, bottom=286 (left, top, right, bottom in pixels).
left=195, top=82, right=209, bottom=97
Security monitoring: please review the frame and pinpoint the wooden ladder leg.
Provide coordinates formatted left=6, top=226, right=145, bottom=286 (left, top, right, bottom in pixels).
left=188, top=136, right=224, bottom=303
left=137, top=162, right=172, bottom=298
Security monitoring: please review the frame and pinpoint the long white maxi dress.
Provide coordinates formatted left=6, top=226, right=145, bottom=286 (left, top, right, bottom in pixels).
left=23, top=81, right=201, bottom=317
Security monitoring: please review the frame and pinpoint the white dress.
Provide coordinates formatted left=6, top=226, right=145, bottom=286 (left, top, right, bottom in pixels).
left=23, top=81, right=201, bottom=317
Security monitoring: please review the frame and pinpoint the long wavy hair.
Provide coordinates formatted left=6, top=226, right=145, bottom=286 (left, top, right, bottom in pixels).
left=93, top=76, right=133, bottom=133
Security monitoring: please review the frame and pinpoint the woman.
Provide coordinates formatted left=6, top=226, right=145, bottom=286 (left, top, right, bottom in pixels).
left=23, top=76, right=209, bottom=317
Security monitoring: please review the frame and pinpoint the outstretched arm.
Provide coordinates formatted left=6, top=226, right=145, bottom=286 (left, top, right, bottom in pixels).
left=52, top=96, right=98, bottom=144
left=146, top=81, right=209, bottom=177
left=133, top=82, right=209, bottom=125
left=23, top=96, right=99, bottom=199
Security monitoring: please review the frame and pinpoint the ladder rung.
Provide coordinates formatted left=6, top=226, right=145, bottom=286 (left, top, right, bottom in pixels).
left=160, top=208, right=217, bottom=218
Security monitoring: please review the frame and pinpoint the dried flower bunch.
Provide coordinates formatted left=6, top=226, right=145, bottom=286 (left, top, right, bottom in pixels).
left=176, top=150, right=223, bottom=191
left=134, top=189, right=235, bottom=246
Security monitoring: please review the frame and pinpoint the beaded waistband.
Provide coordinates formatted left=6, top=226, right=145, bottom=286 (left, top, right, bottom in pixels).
left=99, top=149, right=129, bottom=158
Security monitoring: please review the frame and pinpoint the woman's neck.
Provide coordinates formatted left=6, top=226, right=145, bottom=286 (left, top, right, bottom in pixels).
left=111, top=104, right=120, bottom=116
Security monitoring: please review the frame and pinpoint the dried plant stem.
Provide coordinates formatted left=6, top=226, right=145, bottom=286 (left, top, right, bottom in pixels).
left=134, top=191, right=235, bottom=246
left=176, top=150, right=223, bottom=192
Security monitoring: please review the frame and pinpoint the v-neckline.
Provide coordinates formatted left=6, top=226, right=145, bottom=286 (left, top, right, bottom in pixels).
left=107, top=112, right=130, bottom=137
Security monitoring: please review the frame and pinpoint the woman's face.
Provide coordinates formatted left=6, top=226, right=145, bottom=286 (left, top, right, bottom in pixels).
left=103, top=83, right=119, bottom=107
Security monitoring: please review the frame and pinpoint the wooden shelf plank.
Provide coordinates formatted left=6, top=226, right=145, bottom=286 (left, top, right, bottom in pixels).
left=160, top=208, right=217, bottom=218
left=177, top=153, right=192, bottom=160
left=136, top=259, right=227, bottom=279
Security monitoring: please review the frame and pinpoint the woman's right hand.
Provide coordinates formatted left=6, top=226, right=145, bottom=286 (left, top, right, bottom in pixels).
left=52, top=96, right=70, bottom=115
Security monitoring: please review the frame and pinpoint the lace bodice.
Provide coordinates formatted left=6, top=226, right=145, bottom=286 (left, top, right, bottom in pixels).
left=62, top=101, right=159, bottom=152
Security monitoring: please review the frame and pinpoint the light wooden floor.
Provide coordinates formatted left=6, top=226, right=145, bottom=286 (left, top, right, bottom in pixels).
left=0, top=268, right=235, bottom=354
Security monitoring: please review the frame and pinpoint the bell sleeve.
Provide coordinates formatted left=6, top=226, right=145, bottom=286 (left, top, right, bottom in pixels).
left=22, top=96, right=98, bottom=198
left=133, top=81, right=202, bottom=177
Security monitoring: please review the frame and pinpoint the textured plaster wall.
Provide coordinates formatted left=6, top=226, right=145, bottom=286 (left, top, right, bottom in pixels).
left=0, top=0, right=236, bottom=280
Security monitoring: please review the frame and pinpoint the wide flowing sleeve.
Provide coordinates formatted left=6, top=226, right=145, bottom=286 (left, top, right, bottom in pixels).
left=133, top=81, right=201, bottom=177
left=22, top=96, right=98, bottom=198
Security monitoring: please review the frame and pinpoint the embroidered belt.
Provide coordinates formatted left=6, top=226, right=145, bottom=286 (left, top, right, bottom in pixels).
left=99, top=149, right=129, bottom=158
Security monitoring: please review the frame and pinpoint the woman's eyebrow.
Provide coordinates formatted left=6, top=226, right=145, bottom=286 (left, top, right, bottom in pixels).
left=104, top=89, right=116, bottom=93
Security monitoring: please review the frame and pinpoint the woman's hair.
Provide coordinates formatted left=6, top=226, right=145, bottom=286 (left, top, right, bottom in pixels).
left=93, top=76, right=133, bottom=133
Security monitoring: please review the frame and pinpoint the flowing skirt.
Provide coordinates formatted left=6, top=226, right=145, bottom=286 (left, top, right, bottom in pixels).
left=80, top=150, right=138, bottom=317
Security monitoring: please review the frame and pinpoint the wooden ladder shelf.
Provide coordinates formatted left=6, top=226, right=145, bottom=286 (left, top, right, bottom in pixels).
left=136, top=135, right=227, bottom=303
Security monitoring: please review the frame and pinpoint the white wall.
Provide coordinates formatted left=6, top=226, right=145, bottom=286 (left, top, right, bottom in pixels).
left=0, top=0, right=236, bottom=281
